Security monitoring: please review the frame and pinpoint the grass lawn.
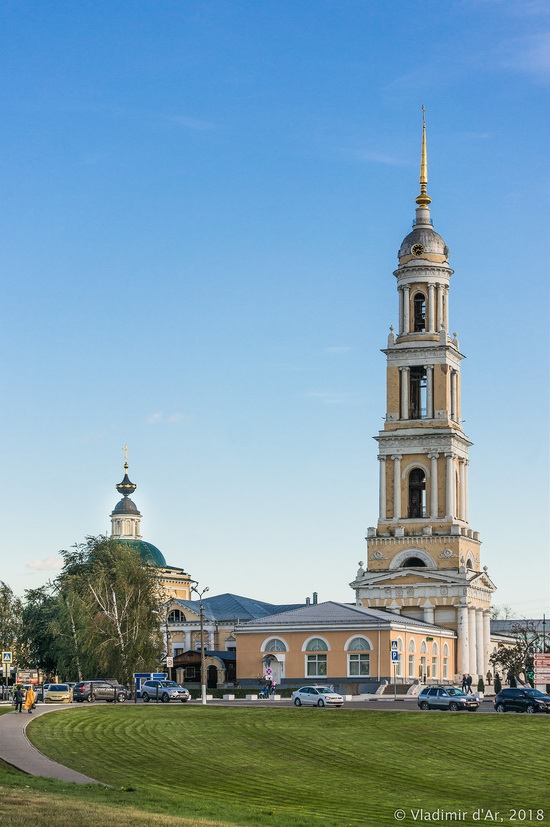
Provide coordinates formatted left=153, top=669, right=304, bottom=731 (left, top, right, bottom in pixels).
left=1, top=705, right=548, bottom=827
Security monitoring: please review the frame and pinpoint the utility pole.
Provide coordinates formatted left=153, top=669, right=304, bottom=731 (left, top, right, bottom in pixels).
left=191, top=582, right=209, bottom=705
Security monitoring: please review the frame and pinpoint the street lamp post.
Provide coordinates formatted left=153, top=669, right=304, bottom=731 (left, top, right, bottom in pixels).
left=191, top=582, right=209, bottom=705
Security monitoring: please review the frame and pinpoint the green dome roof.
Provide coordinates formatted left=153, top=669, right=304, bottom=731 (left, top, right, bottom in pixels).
left=114, top=538, right=167, bottom=568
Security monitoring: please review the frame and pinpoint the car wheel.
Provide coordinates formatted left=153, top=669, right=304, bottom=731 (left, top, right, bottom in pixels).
left=86, top=693, right=94, bottom=703
left=161, top=693, right=170, bottom=703
left=117, top=693, right=126, bottom=703
left=449, top=702, right=459, bottom=712
left=142, top=693, right=150, bottom=703
left=294, top=698, right=302, bottom=706
left=420, top=701, right=429, bottom=710
left=495, top=703, right=505, bottom=713
left=317, top=699, right=325, bottom=707
left=525, top=705, right=536, bottom=714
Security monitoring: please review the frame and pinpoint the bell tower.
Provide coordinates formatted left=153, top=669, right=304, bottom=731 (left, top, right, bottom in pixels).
left=351, top=112, right=496, bottom=680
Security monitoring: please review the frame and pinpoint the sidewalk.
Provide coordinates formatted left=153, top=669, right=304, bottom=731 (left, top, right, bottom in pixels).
left=0, top=704, right=101, bottom=784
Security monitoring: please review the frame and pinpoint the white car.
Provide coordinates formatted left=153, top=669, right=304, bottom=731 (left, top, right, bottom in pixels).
left=291, top=685, right=344, bottom=708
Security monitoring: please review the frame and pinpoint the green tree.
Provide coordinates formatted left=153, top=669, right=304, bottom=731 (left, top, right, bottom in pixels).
left=56, top=536, right=164, bottom=683
left=19, top=587, right=59, bottom=678
left=0, top=581, right=23, bottom=675
left=489, top=620, right=542, bottom=687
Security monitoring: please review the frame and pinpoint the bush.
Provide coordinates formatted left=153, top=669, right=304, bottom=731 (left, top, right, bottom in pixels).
left=494, top=674, right=502, bottom=693
left=477, top=677, right=485, bottom=694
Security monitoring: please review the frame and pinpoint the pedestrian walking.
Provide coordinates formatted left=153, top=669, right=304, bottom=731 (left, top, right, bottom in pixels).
left=465, top=674, right=473, bottom=694
left=486, top=670, right=492, bottom=686
left=23, top=685, right=36, bottom=714
left=13, top=686, right=24, bottom=713
left=461, top=674, right=467, bottom=692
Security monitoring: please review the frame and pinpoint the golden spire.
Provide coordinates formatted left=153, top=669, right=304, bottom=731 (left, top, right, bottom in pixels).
left=415, top=105, right=431, bottom=208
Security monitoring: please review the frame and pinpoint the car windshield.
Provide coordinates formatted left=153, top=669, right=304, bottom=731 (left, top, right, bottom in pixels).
left=316, top=687, right=335, bottom=695
left=160, top=681, right=177, bottom=687
left=50, top=685, right=69, bottom=691
left=447, top=688, right=466, bottom=696
left=524, top=689, right=547, bottom=698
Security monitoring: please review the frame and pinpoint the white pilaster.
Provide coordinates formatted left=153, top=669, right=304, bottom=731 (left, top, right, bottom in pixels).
left=436, top=283, right=443, bottom=331
left=468, top=607, right=477, bottom=676
left=457, top=604, right=469, bottom=677
left=450, top=370, right=458, bottom=421
left=400, top=367, right=409, bottom=420
left=423, top=601, right=434, bottom=624
left=426, top=365, right=434, bottom=419
left=428, top=452, right=439, bottom=518
left=459, top=460, right=466, bottom=521
left=378, top=456, right=387, bottom=520
left=428, top=283, right=435, bottom=332
left=483, top=610, right=491, bottom=679
left=392, top=455, right=402, bottom=520
left=445, top=453, right=454, bottom=519
left=403, top=286, right=410, bottom=333
left=475, top=609, right=484, bottom=676
left=463, top=461, right=469, bottom=523
left=398, top=288, right=404, bottom=335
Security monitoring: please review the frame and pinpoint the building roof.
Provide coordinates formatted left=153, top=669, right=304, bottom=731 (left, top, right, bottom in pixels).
left=114, top=538, right=167, bottom=568
left=235, top=600, right=455, bottom=635
left=491, top=619, right=546, bottom=635
left=174, top=593, right=304, bottom=622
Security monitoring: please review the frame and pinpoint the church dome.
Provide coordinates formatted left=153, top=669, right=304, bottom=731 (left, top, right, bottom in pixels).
left=398, top=225, right=449, bottom=263
left=112, top=497, right=140, bottom=515
left=114, top=538, right=167, bottom=568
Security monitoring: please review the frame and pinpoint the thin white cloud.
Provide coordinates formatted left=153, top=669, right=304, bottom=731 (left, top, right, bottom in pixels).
left=146, top=412, right=188, bottom=425
left=26, top=556, right=63, bottom=572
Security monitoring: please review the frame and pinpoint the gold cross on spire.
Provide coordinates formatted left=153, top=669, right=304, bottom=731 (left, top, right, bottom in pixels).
left=123, top=444, right=129, bottom=471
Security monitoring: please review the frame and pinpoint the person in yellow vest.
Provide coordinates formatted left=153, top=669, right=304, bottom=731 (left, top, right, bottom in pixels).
left=23, top=685, right=36, bottom=714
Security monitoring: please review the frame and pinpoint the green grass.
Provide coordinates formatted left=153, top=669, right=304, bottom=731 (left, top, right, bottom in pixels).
left=4, top=706, right=550, bottom=827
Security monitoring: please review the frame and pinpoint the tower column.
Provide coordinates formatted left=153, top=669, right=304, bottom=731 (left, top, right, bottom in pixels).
left=392, top=455, right=402, bottom=520
left=400, top=367, right=409, bottom=420
left=468, top=607, right=477, bottom=676
left=463, top=460, right=470, bottom=523
left=450, top=370, right=458, bottom=421
left=457, top=603, right=469, bottom=677
left=403, top=286, right=410, bottom=333
left=475, top=609, right=484, bottom=677
left=445, top=453, right=455, bottom=519
left=428, top=283, right=435, bottom=332
left=378, top=456, right=387, bottom=520
left=398, top=288, right=404, bottom=335
left=459, top=459, right=466, bottom=521
left=483, top=609, right=491, bottom=678
left=443, top=286, right=449, bottom=330
left=428, top=452, right=439, bottom=518
left=423, top=600, right=434, bottom=625
left=436, top=284, right=444, bottom=331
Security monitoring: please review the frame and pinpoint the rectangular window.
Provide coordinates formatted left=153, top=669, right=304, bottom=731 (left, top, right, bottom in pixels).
left=348, top=654, right=370, bottom=676
left=408, top=655, right=415, bottom=678
left=306, top=654, right=327, bottom=677
left=443, top=658, right=448, bottom=679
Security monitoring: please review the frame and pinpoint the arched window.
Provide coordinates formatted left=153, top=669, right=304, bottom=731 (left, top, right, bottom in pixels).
left=409, top=366, right=427, bottom=419
left=466, top=558, right=473, bottom=570
left=264, top=638, right=287, bottom=652
left=402, top=556, right=427, bottom=568
left=420, top=641, right=427, bottom=680
left=305, top=638, right=329, bottom=651
left=346, top=637, right=372, bottom=651
left=443, top=643, right=449, bottom=679
left=431, top=642, right=439, bottom=681
left=408, top=640, right=416, bottom=679
left=394, top=637, right=404, bottom=678
left=408, top=468, right=426, bottom=518
left=168, top=609, right=185, bottom=623
left=413, top=292, right=426, bottom=332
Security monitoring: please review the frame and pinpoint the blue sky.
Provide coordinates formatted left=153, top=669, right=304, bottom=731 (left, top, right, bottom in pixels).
left=0, top=0, right=548, bottom=617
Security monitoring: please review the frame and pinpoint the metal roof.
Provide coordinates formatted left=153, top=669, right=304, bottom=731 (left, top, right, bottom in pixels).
left=174, top=593, right=304, bottom=622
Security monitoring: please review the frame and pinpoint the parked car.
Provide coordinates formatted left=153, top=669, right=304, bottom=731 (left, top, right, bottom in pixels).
left=72, top=680, right=128, bottom=703
left=140, top=680, right=191, bottom=703
left=291, top=686, right=344, bottom=707
left=44, top=684, right=72, bottom=703
left=417, top=686, right=479, bottom=711
left=494, top=687, right=550, bottom=714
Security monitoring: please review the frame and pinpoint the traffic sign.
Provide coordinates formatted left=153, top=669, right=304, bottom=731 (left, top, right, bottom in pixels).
left=391, top=650, right=399, bottom=662
left=2, top=652, right=12, bottom=663
left=166, top=657, right=174, bottom=667
left=390, top=640, right=398, bottom=651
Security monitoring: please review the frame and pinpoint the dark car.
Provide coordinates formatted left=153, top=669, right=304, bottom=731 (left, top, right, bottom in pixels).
left=494, top=687, right=550, bottom=714
left=72, top=680, right=128, bottom=703
left=418, top=686, right=479, bottom=711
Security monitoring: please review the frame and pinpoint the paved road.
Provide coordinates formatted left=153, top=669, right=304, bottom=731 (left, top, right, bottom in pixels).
left=0, top=704, right=101, bottom=784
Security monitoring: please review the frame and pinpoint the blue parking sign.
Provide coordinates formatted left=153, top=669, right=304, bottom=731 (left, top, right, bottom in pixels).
left=391, top=650, right=399, bottom=662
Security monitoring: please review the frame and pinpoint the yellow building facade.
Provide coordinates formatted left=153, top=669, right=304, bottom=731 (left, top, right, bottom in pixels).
left=350, top=118, right=496, bottom=679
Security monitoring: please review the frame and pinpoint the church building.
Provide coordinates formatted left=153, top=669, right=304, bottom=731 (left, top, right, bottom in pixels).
left=350, top=115, right=496, bottom=681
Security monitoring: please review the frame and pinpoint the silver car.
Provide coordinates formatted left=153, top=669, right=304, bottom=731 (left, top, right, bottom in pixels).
left=140, top=680, right=191, bottom=703
left=291, top=685, right=344, bottom=707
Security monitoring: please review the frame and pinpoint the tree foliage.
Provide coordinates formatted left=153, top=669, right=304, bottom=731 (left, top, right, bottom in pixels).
left=489, top=620, right=544, bottom=687
left=0, top=581, right=23, bottom=664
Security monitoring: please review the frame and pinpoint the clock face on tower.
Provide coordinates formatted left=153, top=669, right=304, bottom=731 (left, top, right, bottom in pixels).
left=411, top=243, right=424, bottom=256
